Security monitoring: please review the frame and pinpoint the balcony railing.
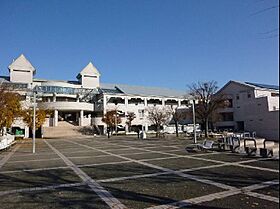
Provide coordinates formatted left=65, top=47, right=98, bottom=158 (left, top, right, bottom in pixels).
left=34, top=85, right=100, bottom=95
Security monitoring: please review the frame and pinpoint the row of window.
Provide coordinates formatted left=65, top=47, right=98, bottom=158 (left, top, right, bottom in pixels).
left=236, top=93, right=251, bottom=100
left=35, top=86, right=99, bottom=95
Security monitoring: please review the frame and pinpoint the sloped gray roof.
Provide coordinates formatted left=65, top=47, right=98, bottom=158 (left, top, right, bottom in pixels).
left=0, top=76, right=9, bottom=83
left=245, top=82, right=279, bottom=90
left=100, top=83, right=187, bottom=98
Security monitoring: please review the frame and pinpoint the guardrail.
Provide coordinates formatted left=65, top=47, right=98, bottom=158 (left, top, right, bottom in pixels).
left=0, top=134, right=16, bottom=151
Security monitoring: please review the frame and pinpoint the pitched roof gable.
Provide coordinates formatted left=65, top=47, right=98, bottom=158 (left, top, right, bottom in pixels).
left=77, top=62, right=101, bottom=78
left=8, top=54, right=35, bottom=72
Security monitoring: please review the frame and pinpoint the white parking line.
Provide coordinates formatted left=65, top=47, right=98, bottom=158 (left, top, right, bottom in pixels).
left=147, top=180, right=280, bottom=209
left=0, top=145, right=21, bottom=169
left=0, top=165, right=69, bottom=174
left=0, top=160, right=132, bottom=174
left=246, top=191, right=279, bottom=203
left=103, top=140, right=279, bottom=173
left=6, top=157, right=61, bottom=164
left=0, top=182, right=85, bottom=196
left=64, top=139, right=235, bottom=190
left=233, top=163, right=279, bottom=173
left=242, top=180, right=279, bottom=191
left=44, top=140, right=127, bottom=209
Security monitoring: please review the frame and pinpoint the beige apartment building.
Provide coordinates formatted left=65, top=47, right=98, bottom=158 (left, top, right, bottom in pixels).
left=215, top=81, right=279, bottom=141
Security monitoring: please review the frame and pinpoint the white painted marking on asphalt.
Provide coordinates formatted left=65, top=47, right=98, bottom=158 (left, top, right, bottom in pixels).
left=147, top=180, right=280, bottom=209
left=0, top=160, right=132, bottom=174
left=233, top=163, right=279, bottom=173
left=246, top=191, right=279, bottom=203
left=0, top=145, right=21, bottom=169
left=104, top=140, right=280, bottom=173
left=64, top=139, right=236, bottom=190
left=44, top=140, right=127, bottom=209
left=0, top=182, right=85, bottom=196
left=6, top=157, right=61, bottom=164
left=47, top=138, right=278, bottom=205
left=242, top=180, right=279, bottom=192
left=0, top=166, right=69, bottom=174
left=77, top=160, right=133, bottom=168
left=97, top=164, right=232, bottom=184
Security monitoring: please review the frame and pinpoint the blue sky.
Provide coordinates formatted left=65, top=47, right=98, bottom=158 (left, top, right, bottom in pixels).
left=0, top=0, right=278, bottom=91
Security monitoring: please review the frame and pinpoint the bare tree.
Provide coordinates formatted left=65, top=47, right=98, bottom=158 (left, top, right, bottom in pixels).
left=188, top=81, right=227, bottom=138
left=171, top=107, right=187, bottom=137
left=126, top=112, right=136, bottom=132
left=146, top=106, right=172, bottom=137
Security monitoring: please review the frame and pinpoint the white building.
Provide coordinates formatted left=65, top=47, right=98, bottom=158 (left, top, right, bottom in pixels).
left=1, top=54, right=189, bottom=137
left=215, top=81, right=279, bottom=141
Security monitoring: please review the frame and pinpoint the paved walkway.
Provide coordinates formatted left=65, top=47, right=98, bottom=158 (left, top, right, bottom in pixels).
left=0, top=137, right=278, bottom=209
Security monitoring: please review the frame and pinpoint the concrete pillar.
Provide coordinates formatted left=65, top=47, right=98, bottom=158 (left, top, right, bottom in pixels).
left=178, top=100, right=181, bottom=107
left=80, top=110, right=84, bottom=126
left=162, top=98, right=165, bottom=106
left=103, top=95, right=107, bottom=114
left=54, top=110, right=58, bottom=127
left=24, top=126, right=29, bottom=139
left=144, top=98, right=148, bottom=106
left=125, top=124, right=129, bottom=133
left=76, top=112, right=79, bottom=124
left=125, top=97, right=128, bottom=107
left=145, top=123, right=149, bottom=132
left=53, top=93, right=56, bottom=102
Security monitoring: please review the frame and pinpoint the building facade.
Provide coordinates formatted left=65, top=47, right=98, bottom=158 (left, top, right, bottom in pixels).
left=215, top=81, right=279, bottom=141
left=1, top=54, right=189, bottom=138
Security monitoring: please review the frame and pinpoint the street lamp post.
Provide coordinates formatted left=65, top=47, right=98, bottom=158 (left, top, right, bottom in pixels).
left=115, top=112, right=117, bottom=136
left=191, top=99, right=197, bottom=144
left=32, top=91, right=36, bottom=153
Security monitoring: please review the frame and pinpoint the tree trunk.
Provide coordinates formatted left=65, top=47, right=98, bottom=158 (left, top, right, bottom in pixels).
left=205, top=117, right=209, bottom=138
left=156, top=124, right=160, bottom=138
left=175, top=121, right=179, bottom=137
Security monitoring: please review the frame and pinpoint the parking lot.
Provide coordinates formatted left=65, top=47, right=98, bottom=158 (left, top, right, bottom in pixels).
left=0, top=136, right=279, bottom=209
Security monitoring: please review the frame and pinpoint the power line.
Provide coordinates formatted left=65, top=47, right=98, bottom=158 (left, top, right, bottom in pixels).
left=250, top=5, right=279, bottom=16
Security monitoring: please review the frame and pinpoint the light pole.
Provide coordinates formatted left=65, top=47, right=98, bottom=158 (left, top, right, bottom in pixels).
left=32, top=90, right=37, bottom=153
left=191, top=99, right=197, bottom=144
left=115, top=112, right=117, bottom=136
left=114, top=101, right=118, bottom=136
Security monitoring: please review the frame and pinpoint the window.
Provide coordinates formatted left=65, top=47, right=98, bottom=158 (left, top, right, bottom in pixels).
left=236, top=95, right=239, bottom=100
left=84, top=75, right=97, bottom=78
left=221, top=112, right=234, bottom=121
left=227, top=99, right=233, bottom=108
left=271, top=93, right=279, bottom=97
left=138, top=109, right=145, bottom=118
left=247, top=93, right=251, bottom=98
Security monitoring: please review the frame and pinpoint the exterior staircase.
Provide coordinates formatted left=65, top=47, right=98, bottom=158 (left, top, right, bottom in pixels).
left=42, top=121, right=83, bottom=138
